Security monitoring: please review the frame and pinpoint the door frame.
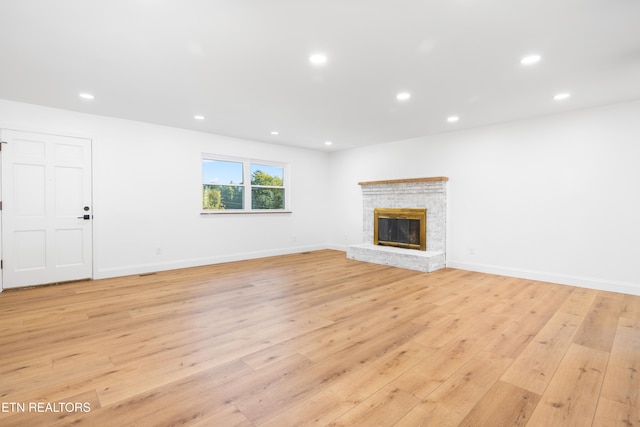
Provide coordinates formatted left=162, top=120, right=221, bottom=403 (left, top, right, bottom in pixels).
left=0, top=127, right=95, bottom=291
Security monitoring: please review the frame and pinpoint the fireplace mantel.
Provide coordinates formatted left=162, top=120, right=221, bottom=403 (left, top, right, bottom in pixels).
left=347, top=177, right=448, bottom=272
left=358, top=176, right=449, bottom=186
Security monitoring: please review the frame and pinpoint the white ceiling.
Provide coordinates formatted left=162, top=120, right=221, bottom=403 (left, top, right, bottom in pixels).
left=1, top=0, right=639, bottom=151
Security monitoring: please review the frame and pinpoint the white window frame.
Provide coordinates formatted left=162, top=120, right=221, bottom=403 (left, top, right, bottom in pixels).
left=201, top=154, right=291, bottom=214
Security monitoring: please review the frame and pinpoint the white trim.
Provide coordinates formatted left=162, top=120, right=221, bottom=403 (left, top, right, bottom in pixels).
left=0, top=124, right=95, bottom=143
left=0, top=128, right=94, bottom=289
left=201, top=153, right=290, bottom=212
left=331, top=247, right=640, bottom=296
left=327, top=243, right=349, bottom=252
left=94, top=244, right=326, bottom=279
left=200, top=211, right=292, bottom=215
left=447, top=260, right=640, bottom=296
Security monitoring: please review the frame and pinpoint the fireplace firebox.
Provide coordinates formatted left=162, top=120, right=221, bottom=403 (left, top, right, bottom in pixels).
left=374, top=208, right=426, bottom=251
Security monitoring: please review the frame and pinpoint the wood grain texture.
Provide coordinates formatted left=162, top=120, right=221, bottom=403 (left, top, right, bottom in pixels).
left=0, top=249, right=638, bottom=426
left=358, top=176, right=449, bottom=185
left=600, top=317, right=640, bottom=407
left=592, top=396, right=640, bottom=427
left=500, top=311, right=583, bottom=395
left=457, top=381, right=539, bottom=427
left=526, top=343, right=608, bottom=426
left=572, top=295, right=622, bottom=352
left=395, top=351, right=513, bottom=427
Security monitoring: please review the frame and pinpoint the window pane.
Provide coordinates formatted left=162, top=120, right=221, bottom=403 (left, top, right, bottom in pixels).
left=203, top=185, right=244, bottom=210
left=250, top=164, right=283, bottom=186
left=251, top=188, right=284, bottom=209
left=203, top=159, right=244, bottom=185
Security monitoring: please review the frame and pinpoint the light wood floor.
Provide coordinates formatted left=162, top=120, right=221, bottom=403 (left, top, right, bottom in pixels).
left=0, top=250, right=638, bottom=426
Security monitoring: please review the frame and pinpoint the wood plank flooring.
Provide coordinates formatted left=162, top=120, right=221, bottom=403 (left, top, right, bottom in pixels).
left=0, top=249, right=639, bottom=426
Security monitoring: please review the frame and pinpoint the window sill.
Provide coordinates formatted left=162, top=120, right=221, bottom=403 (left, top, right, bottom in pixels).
left=201, top=210, right=293, bottom=215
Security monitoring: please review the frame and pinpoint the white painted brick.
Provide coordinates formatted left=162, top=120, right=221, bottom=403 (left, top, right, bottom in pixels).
left=348, top=179, right=448, bottom=272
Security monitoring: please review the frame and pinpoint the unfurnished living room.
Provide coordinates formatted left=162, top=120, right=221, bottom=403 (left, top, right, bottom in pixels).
left=1, top=1, right=639, bottom=426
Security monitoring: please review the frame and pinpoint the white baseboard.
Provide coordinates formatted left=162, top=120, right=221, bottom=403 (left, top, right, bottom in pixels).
left=330, top=247, right=640, bottom=296
left=447, top=260, right=640, bottom=296
left=94, top=248, right=640, bottom=297
left=326, top=243, right=349, bottom=252
left=94, top=244, right=328, bottom=279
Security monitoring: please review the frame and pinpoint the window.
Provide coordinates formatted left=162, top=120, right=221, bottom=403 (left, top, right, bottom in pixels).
left=250, top=163, right=285, bottom=209
left=202, top=155, right=289, bottom=212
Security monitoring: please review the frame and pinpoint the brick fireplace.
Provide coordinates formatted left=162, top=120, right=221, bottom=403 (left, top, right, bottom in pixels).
left=347, top=177, right=448, bottom=272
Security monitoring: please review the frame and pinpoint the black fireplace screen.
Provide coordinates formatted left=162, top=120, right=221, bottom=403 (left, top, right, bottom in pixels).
left=374, top=208, right=426, bottom=250
left=378, top=218, right=421, bottom=247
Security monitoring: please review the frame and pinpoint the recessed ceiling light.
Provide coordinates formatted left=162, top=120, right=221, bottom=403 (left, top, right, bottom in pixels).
left=553, top=93, right=571, bottom=101
left=396, top=92, right=411, bottom=101
left=79, top=93, right=94, bottom=100
left=324, top=141, right=333, bottom=146
left=270, top=131, right=279, bottom=135
left=520, top=55, right=541, bottom=65
left=309, top=53, right=327, bottom=65
left=194, top=115, right=205, bottom=120
left=447, top=116, right=460, bottom=123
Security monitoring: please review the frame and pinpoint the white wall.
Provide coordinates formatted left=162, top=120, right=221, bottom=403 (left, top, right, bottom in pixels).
left=0, top=99, right=330, bottom=279
left=2, top=97, right=639, bottom=295
left=328, top=100, right=640, bottom=295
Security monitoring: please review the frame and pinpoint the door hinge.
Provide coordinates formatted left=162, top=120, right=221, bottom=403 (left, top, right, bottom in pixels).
left=1, top=260, right=3, bottom=270
left=0, top=140, right=7, bottom=151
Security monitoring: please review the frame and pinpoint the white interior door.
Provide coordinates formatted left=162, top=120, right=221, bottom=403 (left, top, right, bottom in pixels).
left=1, top=129, right=92, bottom=289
